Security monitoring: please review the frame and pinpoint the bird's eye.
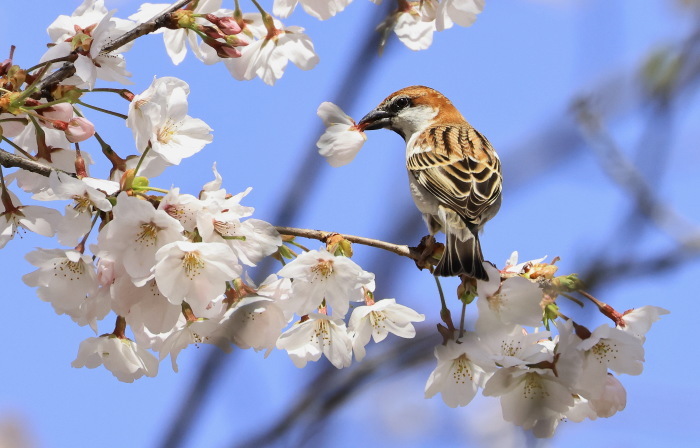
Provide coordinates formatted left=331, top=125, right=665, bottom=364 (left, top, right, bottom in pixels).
left=391, top=97, right=410, bottom=112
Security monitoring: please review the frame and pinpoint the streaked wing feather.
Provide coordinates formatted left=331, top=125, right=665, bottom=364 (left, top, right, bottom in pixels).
left=407, top=125, right=501, bottom=226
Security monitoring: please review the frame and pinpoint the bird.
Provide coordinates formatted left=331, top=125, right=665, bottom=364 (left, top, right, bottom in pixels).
left=357, top=86, right=502, bottom=280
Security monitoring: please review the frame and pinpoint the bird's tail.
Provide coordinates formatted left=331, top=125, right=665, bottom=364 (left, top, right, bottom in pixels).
left=434, top=232, right=488, bottom=280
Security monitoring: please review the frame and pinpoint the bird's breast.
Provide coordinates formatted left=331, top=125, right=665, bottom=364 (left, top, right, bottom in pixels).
left=407, top=170, right=440, bottom=216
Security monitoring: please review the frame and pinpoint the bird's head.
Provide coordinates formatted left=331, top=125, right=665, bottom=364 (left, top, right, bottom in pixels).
left=357, top=86, right=465, bottom=140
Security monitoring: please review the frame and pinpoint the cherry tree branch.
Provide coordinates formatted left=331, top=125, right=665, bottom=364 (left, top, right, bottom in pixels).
left=274, top=226, right=422, bottom=261
left=0, top=148, right=52, bottom=177
left=101, top=0, right=192, bottom=53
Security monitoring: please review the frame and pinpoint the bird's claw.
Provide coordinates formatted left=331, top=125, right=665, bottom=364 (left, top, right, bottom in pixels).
left=412, top=235, right=443, bottom=272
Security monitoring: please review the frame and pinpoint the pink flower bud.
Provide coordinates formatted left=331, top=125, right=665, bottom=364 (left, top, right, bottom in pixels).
left=215, top=44, right=242, bottom=59
left=64, top=117, right=95, bottom=143
left=204, top=14, right=241, bottom=36
left=217, top=17, right=242, bottom=35
left=41, top=103, right=74, bottom=122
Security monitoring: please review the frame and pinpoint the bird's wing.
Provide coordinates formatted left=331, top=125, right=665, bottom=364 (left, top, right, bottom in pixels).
left=406, top=124, right=502, bottom=227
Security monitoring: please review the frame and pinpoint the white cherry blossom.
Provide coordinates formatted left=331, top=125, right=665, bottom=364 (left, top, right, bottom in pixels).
left=33, top=171, right=115, bottom=246
left=218, top=296, right=289, bottom=356
left=483, top=367, right=573, bottom=438
left=22, top=248, right=99, bottom=318
left=153, top=240, right=241, bottom=315
left=129, top=1, right=224, bottom=65
left=619, top=305, right=669, bottom=342
left=273, top=0, right=353, bottom=20
left=424, top=335, right=491, bottom=407
left=72, top=335, right=158, bottom=382
left=41, top=1, right=134, bottom=89
left=478, top=325, right=551, bottom=369
left=96, top=192, right=185, bottom=285
left=197, top=210, right=281, bottom=267
left=277, top=249, right=375, bottom=318
left=159, top=316, right=222, bottom=372
left=225, top=17, right=319, bottom=85
left=348, top=298, right=425, bottom=361
left=576, top=324, right=645, bottom=396
left=0, top=190, right=61, bottom=249
left=158, top=188, right=203, bottom=232
left=378, top=2, right=436, bottom=51
left=475, top=263, right=544, bottom=330
left=316, top=102, right=366, bottom=167
left=502, top=251, right=548, bottom=276
left=435, top=0, right=484, bottom=32
left=127, top=76, right=190, bottom=152
left=140, top=85, right=213, bottom=165
left=276, top=313, right=353, bottom=369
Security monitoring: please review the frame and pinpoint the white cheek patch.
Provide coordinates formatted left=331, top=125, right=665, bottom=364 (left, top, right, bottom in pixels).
left=401, top=106, right=439, bottom=153
left=396, top=106, right=438, bottom=137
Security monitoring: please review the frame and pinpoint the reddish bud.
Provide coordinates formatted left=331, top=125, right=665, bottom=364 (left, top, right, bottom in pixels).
left=217, top=17, right=242, bottom=35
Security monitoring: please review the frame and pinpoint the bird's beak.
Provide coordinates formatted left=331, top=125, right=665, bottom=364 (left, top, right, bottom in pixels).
left=357, top=108, right=392, bottom=131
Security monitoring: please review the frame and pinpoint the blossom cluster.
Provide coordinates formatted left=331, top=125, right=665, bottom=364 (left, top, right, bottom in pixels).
left=421, top=255, right=668, bottom=437
left=29, top=0, right=487, bottom=89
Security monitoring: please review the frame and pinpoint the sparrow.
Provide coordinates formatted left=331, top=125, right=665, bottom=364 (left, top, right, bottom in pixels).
left=357, top=86, right=502, bottom=280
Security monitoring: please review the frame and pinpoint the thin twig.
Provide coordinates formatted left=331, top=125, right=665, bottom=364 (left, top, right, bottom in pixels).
left=274, top=226, right=420, bottom=261
left=101, top=0, right=192, bottom=54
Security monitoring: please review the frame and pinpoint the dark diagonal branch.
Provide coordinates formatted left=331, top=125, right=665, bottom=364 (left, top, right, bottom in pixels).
left=0, top=148, right=53, bottom=177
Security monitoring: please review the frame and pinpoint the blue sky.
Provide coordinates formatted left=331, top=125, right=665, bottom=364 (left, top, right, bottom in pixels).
left=1, top=1, right=698, bottom=447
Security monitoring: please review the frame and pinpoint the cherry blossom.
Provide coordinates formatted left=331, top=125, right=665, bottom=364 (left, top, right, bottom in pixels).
left=348, top=298, right=425, bottom=361
left=41, top=1, right=134, bottom=89
left=225, top=16, right=319, bottom=85
left=378, top=1, right=436, bottom=51
left=159, top=316, right=222, bottom=372
left=483, top=367, right=574, bottom=438
left=22, top=248, right=99, bottom=318
left=277, top=249, right=375, bottom=318
left=72, top=335, right=158, bottom=382
left=316, top=102, right=367, bottom=167
left=218, top=296, right=289, bottom=356
left=0, top=190, right=61, bottom=249
left=619, top=305, right=670, bottom=342
left=478, top=325, right=551, bottom=369
left=502, top=251, right=548, bottom=276
left=276, top=313, right=353, bottom=369
left=152, top=240, right=241, bottom=315
left=576, top=324, right=645, bottom=396
left=158, top=188, right=204, bottom=232
left=96, top=192, right=185, bottom=285
left=475, top=263, right=544, bottom=330
left=62, top=117, right=96, bottom=143
left=127, top=76, right=189, bottom=151
left=424, top=335, right=491, bottom=407
left=33, top=171, right=114, bottom=246
left=273, top=0, right=353, bottom=20
left=435, top=0, right=484, bottom=32
left=129, top=1, right=224, bottom=65
left=127, top=78, right=212, bottom=165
